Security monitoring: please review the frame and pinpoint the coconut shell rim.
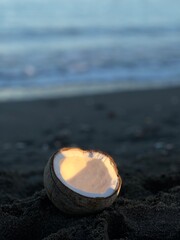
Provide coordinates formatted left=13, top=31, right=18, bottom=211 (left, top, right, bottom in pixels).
left=49, top=147, right=122, bottom=201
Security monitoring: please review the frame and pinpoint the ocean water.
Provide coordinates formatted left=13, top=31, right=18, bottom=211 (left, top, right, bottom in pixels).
left=0, top=0, right=180, bottom=100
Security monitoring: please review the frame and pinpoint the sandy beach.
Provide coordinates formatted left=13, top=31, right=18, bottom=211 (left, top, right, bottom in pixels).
left=0, top=86, right=180, bottom=239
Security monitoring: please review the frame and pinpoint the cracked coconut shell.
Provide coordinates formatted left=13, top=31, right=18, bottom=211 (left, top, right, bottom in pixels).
left=44, top=148, right=122, bottom=215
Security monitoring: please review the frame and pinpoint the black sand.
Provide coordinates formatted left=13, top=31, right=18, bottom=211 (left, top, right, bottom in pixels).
left=0, top=87, right=180, bottom=239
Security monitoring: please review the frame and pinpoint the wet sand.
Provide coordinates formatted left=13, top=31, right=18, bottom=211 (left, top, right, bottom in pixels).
left=0, top=87, right=180, bottom=239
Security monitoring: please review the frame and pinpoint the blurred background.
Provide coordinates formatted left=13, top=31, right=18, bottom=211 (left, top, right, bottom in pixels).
left=0, top=0, right=180, bottom=101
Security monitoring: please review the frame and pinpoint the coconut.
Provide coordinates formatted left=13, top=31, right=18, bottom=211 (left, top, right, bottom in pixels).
left=44, top=147, right=122, bottom=215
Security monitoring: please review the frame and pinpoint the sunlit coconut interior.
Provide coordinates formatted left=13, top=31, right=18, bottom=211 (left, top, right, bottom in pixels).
left=53, top=148, right=119, bottom=198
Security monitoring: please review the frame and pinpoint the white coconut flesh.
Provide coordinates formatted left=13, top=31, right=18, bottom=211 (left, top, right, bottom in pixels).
left=53, top=148, right=119, bottom=198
